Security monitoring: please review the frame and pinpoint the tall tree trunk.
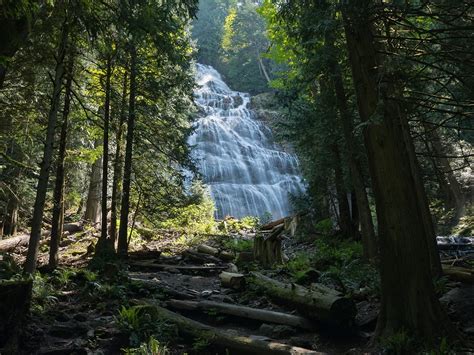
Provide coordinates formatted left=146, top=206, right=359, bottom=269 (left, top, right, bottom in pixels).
left=423, top=123, right=465, bottom=220
left=49, top=53, right=74, bottom=269
left=110, top=71, right=128, bottom=247
left=3, top=196, right=19, bottom=237
left=117, top=44, right=137, bottom=257
left=342, top=4, right=447, bottom=342
left=96, top=54, right=114, bottom=255
left=84, top=140, right=102, bottom=225
left=325, top=29, right=377, bottom=259
left=24, top=19, right=69, bottom=274
left=333, top=146, right=353, bottom=238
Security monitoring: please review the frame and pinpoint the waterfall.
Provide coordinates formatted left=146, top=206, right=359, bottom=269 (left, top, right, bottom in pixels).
left=188, top=64, right=304, bottom=220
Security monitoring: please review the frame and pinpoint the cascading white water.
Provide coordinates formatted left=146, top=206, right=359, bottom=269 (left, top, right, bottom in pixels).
left=188, top=64, right=305, bottom=219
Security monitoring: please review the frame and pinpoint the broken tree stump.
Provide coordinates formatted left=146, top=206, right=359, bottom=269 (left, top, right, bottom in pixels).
left=250, top=272, right=356, bottom=326
left=139, top=300, right=321, bottom=355
left=167, top=299, right=315, bottom=330
left=254, top=224, right=285, bottom=267
left=219, top=271, right=245, bottom=290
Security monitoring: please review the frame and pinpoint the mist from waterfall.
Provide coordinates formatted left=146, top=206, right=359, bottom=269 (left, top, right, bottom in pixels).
left=188, top=64, right=305, bottom=220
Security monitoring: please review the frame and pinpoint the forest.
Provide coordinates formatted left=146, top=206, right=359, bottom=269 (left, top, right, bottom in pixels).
left=0, top=0, right=473, bottom=354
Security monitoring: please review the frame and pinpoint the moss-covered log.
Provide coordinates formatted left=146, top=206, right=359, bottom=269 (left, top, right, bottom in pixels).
left=250, top=272, right=356, bottom=326
left=167, top=299, right=315, bottom=330
left=140, top=300, right=321, bottom=355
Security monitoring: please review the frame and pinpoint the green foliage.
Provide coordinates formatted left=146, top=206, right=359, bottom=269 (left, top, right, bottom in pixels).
left=117, top=305, right=178, bottom=348
left=157, top=182, right=216, bottom=234
left=31, top=273, right=58, bottom=312
left=380, top=329, right=415, bottom=355
left=222, top=237, right=253, bottom=253
left=217, top=215, right=259, bottom=233
left=314, top=218, right=333, bottom=236
left=123, top=336, right=169, bottom=355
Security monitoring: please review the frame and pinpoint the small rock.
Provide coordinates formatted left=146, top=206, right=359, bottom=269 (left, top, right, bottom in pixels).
left=464, top=326, right=474, bottom=335
left=258, top=323, right=274, bottom=337
left=87, top=329, right=95, bottom=338
left=201, top=290, right=213, bottom=297
left=73, top=313, right=88, bottom=322
left=49, top=324, right=85, bottom=339
left=227, top=263, right=239, bottom=273
left=55, top=312, right=71, bottom=322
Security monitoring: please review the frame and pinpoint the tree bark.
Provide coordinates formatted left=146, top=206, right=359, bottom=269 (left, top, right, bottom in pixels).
left=110, top=70, right=128, bottom=247
left=332, top=146, right=353, bottom=238
left=250, top=272, right=356, bottom=325
left=49, top=53, right=74, bottom=269
left=324, top=29, right=377, bottom=259
left=84, top=139, right=102, bottom=225
left=423, top=123, right=465, bottom=221
left=24, top=19, right=69, bottom=274
left=118, top=44, right=137, bottom=257
left=342, top=4, right=448, bottom=341
left=96, top=54, right=114, bottom=255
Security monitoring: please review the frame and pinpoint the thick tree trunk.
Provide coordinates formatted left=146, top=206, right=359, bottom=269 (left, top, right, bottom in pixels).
left=250, top=272, right=356, bottom=325
left=24, top=20, right=69, bottom=274
left=3, top=196, right=19, bottom=237
left=325, top=31, right=377, bottom=259
left=342, top=5, right=448, bottom=342
left=118, top=45, right=137, bottom=257
left=110, top=71, right=128, bottom=247
left=49, top=54, right=74, bottom=269
left=96, top=54, right=114, bottom=255
left=84, top=140, right=102, bottom=225
left=423, top=123, right=465, bottom=220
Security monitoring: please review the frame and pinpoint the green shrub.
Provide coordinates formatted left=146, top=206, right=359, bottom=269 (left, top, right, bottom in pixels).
left=117, top=305, right=177, bottom=348
left=222, top=237, right=253, bottom=253
left=123, top=336, right=169, bottom=355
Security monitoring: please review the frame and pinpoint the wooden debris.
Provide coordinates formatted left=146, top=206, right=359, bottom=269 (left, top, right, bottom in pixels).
left=139, top=300, right=321, bottom=355
left=261, top=217, right=287, bottom=231
left=167, top=299, right=315, bottom=330
left=254, top=225, right=285, bottom=267
left=129, top=261, right=228, bottom=272
left=219, top=271, right=245, bottom=290
left=250, top=272, right=356, bottom=325
left=197, top=244, right=235, bottom=261
left=443, top=265, right=474, bottom=283
left=183, top=249, right=222, bottom=264
left=129, top=277, right=197, bottom=300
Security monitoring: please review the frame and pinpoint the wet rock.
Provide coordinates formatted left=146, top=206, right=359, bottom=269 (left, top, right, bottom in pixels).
left=49, top=323, right=87, bottom=339
left=73, top=314, right=88, bottom=322
left=258, top=323, right=274, bottom=337
left=55, top=311, right=71, bottom=322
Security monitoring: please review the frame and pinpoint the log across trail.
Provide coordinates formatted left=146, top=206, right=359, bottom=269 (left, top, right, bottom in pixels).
left=139, top=300, right=322, bottom=355
left=167, top=299, right=316, bottom=330
left=250, top=272, right=357, bottom=325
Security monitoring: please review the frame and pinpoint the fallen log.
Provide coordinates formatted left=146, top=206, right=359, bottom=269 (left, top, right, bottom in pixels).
left=0, top=230, right=49, bottom=252
left=261, top=217, right=287, bottom=231
left=129, top=277, right=197, bottom=300
left=219, top=271, right=245, bottom=290
left=197, top=244, right=234, bottom=261
left=250, top=272, right=356, bottom=325
left=129, top=261, right=228, bottom=272
left=167, top=299, right=315, bottom=331
left=139, top=300, right=321, bottom=355
left=183, top=249, right=222, bottom=264
left=442, top=265, right=474, bottom=283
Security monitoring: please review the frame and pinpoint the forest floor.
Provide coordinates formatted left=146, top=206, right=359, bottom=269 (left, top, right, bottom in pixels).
left=3, top=223, right=474, bottom=354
